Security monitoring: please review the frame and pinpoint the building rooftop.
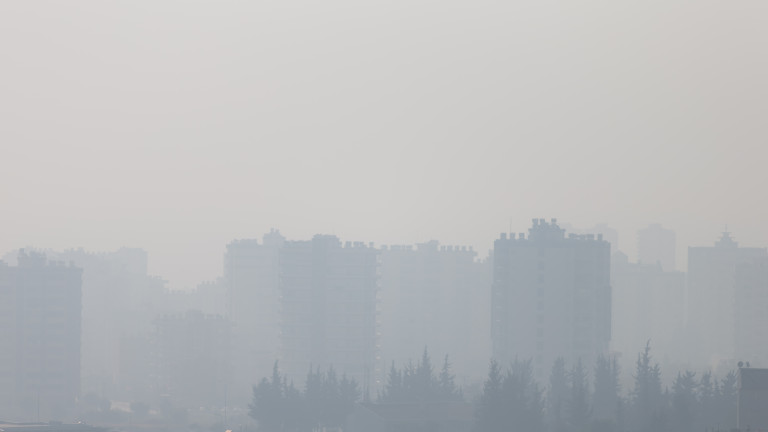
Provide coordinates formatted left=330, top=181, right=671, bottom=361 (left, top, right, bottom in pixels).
left=739, top=367, right=768, bottom=391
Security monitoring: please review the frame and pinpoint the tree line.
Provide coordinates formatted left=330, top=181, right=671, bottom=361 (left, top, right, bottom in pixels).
left=249, top=362, right=360, bottom=432
left=474, top=343, right=739, bottom=432
left=379, top=349, right=464, bottom=403
left=249, top=349, right=463, bottom=431
left=250, top=344, right=740, bottom=432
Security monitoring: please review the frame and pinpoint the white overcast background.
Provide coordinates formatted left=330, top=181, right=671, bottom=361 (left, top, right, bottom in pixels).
left=1, top=1, right=766, bottom=289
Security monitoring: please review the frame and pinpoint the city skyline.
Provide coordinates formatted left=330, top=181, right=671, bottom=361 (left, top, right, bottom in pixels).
left=2, top=220, right=768, bottom=429
left=2, top=1, right=767, bottom=430
left=2, top=1, right=767, bottom=290
left=2, top=222, right=757, bottom=292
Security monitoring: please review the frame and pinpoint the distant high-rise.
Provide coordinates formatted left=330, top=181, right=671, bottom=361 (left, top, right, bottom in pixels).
left=557, top=223, right=619, bottom=253
left=52, top=247, right=165, bottom=399
left=586, top=224, right=620, bottom=253
left=687, top=232, right=767, bottom=366
left=637, top=224, right=676, bottom=271
left=0, top=251, right=82, bottom=421
left=734, top=256, right=768, bottom=366
left=379, top=241, right=491, bottom=382
left=492, top=219, right=611, bottom=379
left=223, top=229, right=285, bottom=404
left=611, top=251, right=686, bottom=361
left=153, top=310, right=231, bottom=409
left=280, top=235, right=379, bottom=388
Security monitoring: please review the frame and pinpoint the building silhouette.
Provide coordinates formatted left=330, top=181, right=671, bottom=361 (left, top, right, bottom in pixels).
left=379, top=241, right=490, bottom=382
left=280, top=235, right=379, bottom=389
left=153, top=310, right=231, bottom=409
left=0, top=251, right=82, bottom=421
left=637, top=223, right=676, bottom=271
left=223, top=229, right=285, bottom=405
left=738, top=367, right=768, bottom=431
left=50, top=247, right=165, bottom=400
left=492, top=219, right=611, bottom=379
left=611, top=251, right=686, bottom=362
left=687, top=232, right=767, bottom=367
left=734, top=255, right=768, bottom=366
left=556, top=223, right=619, bottom=254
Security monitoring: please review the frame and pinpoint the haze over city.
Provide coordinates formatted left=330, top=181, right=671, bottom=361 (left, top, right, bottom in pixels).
left=2, top=1, right=767, bottom=289
left=1, top=1, right=768, bottom=432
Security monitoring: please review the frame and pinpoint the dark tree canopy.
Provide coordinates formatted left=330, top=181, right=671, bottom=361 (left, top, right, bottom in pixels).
left=379, top=348, right=463, bottom=404
left=249, top=362, right=359, bottom=432
left=474, top=345, right=738, bottom=432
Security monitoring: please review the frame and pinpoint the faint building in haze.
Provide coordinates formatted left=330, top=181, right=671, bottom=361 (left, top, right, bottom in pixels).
left=280, top=235, right=379, bottom=389
left=492, top=219, right=611, bottom=380
left=223, top=229, right=284, bottom=405
left=153, top=310, right=231, bottom=409
left=637, top=223, right=676, bottom=271
left=586, top=224, right=619, bottom=253
left=51, top=247, right=165, bottom=400
left=378, top=241, right=490, bottom=383
left=734, top=256, right=768, bottom=366
left=610, top=251, right=686, bottom=362
left=738, top=367, right=768, bottom=431
left=687, top=232, right=767, bottom=367
left=558, top=223, right=619, bottom=253
left=0, top=251, right=82, bottom=421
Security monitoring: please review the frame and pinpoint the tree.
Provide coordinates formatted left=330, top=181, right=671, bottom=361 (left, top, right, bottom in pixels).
left=715, top=370, right=738, bottom=430
left=319, top=367, right=341, bottom=427
left=503, top=359, right=545, bottom=432
left=414, top=347, right=435, bottom=402
left=249, top=362, right=285, bottom=432
left=568, top=359, right=591, bottom=432
left=698, top=371, right=716, bottom=431
left=548, top=357, right=569, bottom=432
left=438, top=355, right=463, bottom=402
left=379, top=348, right=463, bottom=404
left=592, top=354, right=620, bottom=423
left=671, top=370, right=698, bottom=432
left=282, top=380, right=309, bottom=432
left=303, top=367, right=324, bottom=429
left=631, top=342, right=664, bottom=432
left=250, top=362, right=360, bottom=432
left=379, top=361, right=404, bottom=402
left=475, top=359, right=544, bottom=432
left=474, top=360, right=506, bottom=432
left=339, top=373, right=361, bottom=428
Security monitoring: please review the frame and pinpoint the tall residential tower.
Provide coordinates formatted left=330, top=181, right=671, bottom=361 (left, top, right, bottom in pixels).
left=378, top=241, right=490, bottom=382
left=0, top=251, right=82, bottom=421
left=687, top=232, right=767, bottom=367
left=280, top=235, right=379, bottom=389
left=492, top=219, right=611, bottom=379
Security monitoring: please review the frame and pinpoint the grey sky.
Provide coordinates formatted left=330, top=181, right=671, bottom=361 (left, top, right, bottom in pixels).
left=2, top=1, right=766, bottom=289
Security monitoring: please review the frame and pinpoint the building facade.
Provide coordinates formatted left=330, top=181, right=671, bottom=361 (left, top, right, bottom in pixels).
left=223, top=229, right=285, bottom=404
left=280, top=235, right=379, bottom=389
left=734, top=256, right=768, bottom=366
left=378, top=241, right=490, bottom=383
left=687, top=232, right=767, bottom=367
left=0, top=251, right=82, bottom=421
left=51, top=247, right=165, bottom=400
left=492, top=219, right=611, bottom=379
left=153, top=310, right=231, bottom=409
left=637, top=223, right=676, bottom=271
left=611, top=251, right=686, bottom=362
left=738, top=367, right=768, bottom=431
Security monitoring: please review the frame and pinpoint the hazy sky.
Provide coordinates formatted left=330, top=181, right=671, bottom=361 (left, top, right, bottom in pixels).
left=2, top=1, right=767, bottom=289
